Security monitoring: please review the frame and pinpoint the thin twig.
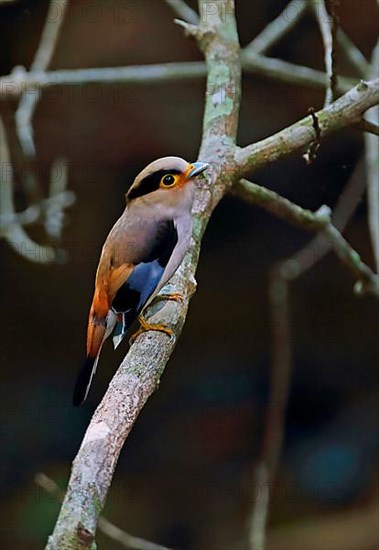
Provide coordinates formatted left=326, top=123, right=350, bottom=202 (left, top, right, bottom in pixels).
left=246, top=158, right=369, bottom=550
left=234, top=179, right=379, bottom=297
left=34, top=473, right=67, bottom=504
left=280, top=158, right=367, bottom=277
left=0, top=58, right=356, bottom=102
left=45, top=158, right=71, bottom=240
left=15, top=0, right=68, bottom=158
left=311, top=0, right=338, bottom=105
left=234, top=180, right=329, bottom=230
left=13, top=0, right=69, bottom=242
left=165, top=0, right=199, bottom=24
left=1, top=106, right=73, bottom=257
left=245, top=0, right=365, bottom=87
left=358, top=119, right=379, bottom=137
left=1, top=89, right=44, bottom=204
left=249, top=264, right=292, bottom=550
left=245, top=0, right=307, bottom=54
left=338, top=31, right=371, bottom=77
left=241, top=51, right=353, bottom=92
left=365, top=40, right=379, bottom=271
left=330, top=0, right=339, bottom=90
left=98, top=519, right=172, bottom=550
left=35, top=473, right=171, bottom=550
left=0, top=117, right=57, bottom=262
left=0, top=191, right=74, bottom=228
left=1, top=62, right=207, bottom=97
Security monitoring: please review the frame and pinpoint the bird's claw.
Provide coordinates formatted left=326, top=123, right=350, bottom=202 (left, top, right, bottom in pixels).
left=156, top=292, right=184, bottom=304
left=129, top=315, right=174, bottom=345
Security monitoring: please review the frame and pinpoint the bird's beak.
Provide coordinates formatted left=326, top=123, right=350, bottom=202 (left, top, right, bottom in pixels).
left=186, top=162, right=209, bottom=179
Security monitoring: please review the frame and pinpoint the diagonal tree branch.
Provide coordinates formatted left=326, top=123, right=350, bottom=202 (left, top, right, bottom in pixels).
left=31, top=1, right=378, bottom=547
left=46, top=1, right=241, bottom=548
left=245, top=0, right=308, bottom=55
left=245, top=0, right=368, bottom=84
left=359, top=119, right=379, bottom=136
left=235, top=78, right=379, bottom=175
left=165, top=0, right=199, bottom=24
left=273, top=158, right=367, bottom=278
left=234, top=179, right=379, bottom=297
left=36, top=473, right=171, bottom=550
left=240, top=51, right=353, bottom=92
left=338, top=31, right=370, bottom=77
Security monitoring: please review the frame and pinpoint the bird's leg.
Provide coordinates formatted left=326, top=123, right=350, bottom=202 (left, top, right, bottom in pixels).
left=129, top=314, right=173, bottom=345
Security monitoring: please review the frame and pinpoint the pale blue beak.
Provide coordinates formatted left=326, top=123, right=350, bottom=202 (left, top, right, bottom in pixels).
left=186, top=162, right=209, bottom=179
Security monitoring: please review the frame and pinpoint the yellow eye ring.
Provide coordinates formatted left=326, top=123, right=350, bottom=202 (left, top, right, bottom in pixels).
left=160, top=174, right=177, bottom=188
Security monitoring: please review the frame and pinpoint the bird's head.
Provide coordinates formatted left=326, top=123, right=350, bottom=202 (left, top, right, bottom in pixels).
left=127, top=156, right=209, bottom=202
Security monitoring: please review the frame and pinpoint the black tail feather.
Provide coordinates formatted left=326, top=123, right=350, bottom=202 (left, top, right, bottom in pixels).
left=73, top=355, right=97, bottom=406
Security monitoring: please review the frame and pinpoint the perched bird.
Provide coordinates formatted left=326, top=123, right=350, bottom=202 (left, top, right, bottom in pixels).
left=73, top=156, right=209, bottom=406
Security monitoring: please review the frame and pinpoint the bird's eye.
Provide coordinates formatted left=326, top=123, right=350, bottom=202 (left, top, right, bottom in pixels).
left=160, top=174, right=176, bottom=188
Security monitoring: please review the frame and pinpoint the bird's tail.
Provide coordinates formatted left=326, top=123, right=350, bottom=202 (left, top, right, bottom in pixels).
left=73, top=354, right=100, bottom=406
left=73, top=308, right=108, bottom=406
left=73, top=307, right=118, bottom=406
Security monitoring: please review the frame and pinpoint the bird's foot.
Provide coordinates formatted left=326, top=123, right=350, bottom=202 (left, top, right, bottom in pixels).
left=156, top=292, right=184, bottom=304
left=129, top=315, right=173, bottom=345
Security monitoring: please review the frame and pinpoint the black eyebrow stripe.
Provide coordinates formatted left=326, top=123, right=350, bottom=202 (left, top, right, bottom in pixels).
left=127, top=169, right=182, bottom=200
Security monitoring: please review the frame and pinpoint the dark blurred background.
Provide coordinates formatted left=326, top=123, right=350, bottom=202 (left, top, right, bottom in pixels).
left=0, top=1, right=378, bottom=549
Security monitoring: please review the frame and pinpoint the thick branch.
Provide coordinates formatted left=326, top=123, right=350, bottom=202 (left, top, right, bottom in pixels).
left=36, top=473, right=171, bottom=550
left=235, top=78, right=379, bottom=175
left=46, top=267, right=198, bottom=550
left=39, top=2, right=378, bottom=547
left=46, top=1, right=241, bottom=548
left=198, top=1, right=241, bottom=144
